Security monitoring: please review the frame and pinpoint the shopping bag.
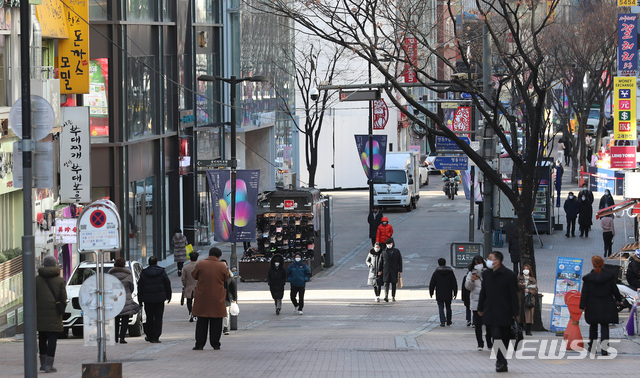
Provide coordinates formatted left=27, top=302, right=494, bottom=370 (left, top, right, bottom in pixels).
left=229, top=302, right=240, bottom=316
left=185, top=244, right=194, bottom=254
left=398, top=276, right=403, bottom=289
left=626, top=302, right=637, bottom=336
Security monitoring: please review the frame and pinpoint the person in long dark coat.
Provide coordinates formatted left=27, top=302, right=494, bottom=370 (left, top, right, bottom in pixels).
left=429, top=258, right=458, bottom=326
left=378, top=238, right=402, bottom=302
left=36, top=255, right=67, bottom=373
left=367, top=206, right=384, bottom=246
left=221, top=259, right=237, bottom=335
left=555, top=160, right=563, bottom=208
left=110, top=258, right=138, bottom=344
left=366, top=243, right=384, bottom=302
left=563, top=192, right=579, bottom=237
left=598, top=189, right=615, bottom=210
left=580, top=256, right=622, bottom=355
left=267, top=254, right=287, bottom=314
left=138, top=256, right=172, bottom=344
left=477, top=251, right=518, bottom=373
left=578, top=195, right=593, bottom=237
left=627, top=250, right=640, bottom=290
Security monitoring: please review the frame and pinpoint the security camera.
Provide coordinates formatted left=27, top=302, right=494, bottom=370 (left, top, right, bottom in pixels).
left=310, top=88, right=319, bottom=101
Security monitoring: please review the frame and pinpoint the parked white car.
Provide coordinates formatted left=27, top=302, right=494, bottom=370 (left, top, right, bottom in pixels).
left=63, top=260, right=145, bottom=338
left=418, top=155, right=430, bottom=186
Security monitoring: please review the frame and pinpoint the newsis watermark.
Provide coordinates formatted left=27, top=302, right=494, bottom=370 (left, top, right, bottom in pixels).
left=489, top=339, right=620, bottom=360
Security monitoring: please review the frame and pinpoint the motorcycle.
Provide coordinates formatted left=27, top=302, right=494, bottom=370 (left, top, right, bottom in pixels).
left=443, top=177, right=458, bottom=200
left=616, top=283, right=637, bottom=312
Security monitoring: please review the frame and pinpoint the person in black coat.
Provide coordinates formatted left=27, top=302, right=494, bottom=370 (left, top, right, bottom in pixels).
left=138, top=256, right=172, bottom=343
left=580, top=256, right=622, bottom=355
left=578, top=182, right=594, bottom=206
left=578, top=195, right=593, bottom=237
left=563, top=192, right=579, bottom=237
left=555, top=160, right=563, bottom=208
left=429, top=258, right=458, bottom=327
left=378, top=238, right=402, bottom=302
left=461, top=267, right=472, bottom=327
left=221, top=259, right=237, bottom=335
left=478, top=251, right=518, bottom=373
left=626, top=250, right=640, bottom=290
left=598, top=189, right=615, bottom=210
left=267, top=254, right=287, bottom=314
left=367, top=206, right=384, bottom=246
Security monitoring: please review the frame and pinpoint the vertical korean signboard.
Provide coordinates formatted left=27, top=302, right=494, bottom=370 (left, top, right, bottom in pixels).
left=403, top=38, right=418, bottom=83
left=59, top=0, right=90, bottom=94
left=613, top=77, right=637, bottom=140
left=617, top=14, right=637, bottom=77
left=60, top=107, right=91, bottom=203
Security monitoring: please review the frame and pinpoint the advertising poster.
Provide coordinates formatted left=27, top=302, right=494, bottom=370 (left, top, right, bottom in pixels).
left=207, top=170, right=260, bottom=242
left=613, top=77, right=637, bottom=140
left=58, top=0, right=90, bottom=94
left=617, top=13, right=638, bottom=76
left=550, top=257, right=583, bottom=333
left=60, top=107, right=91, bottom=203
left=354, top=135, right=387, bottom=181
left=403, top=37, right=418, bottom=83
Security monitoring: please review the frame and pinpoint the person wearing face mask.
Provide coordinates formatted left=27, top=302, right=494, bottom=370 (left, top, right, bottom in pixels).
left=465, top=255, right=492, bottom=351
left=578, top=182, right=594, bottom=206
left=600, top=214, right=615, bottom=258
left=378, top=238, right=403, bottom=302
left=366, top=243, right=384, bottom=302
left=267, top=254, right=287, bottom=315
left=287, top=253, right=311, bottom=315
left=477, top=251, right=518, bottom=373
left=375, top=216, right=394, bottom=246
left=517, top=264, right=538, bottom=336
left=181, top=251, right=199, bottom=322
left=368, top=206, right=384, bottom=246
left=578, top=193, right=593, bottom=237
left=563, top=192, right=579, bottom=237
left=599, top=189, right=614, bottom=210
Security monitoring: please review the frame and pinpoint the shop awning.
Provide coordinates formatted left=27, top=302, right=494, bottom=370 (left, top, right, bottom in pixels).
left=596, top=199, right=638, bottom=219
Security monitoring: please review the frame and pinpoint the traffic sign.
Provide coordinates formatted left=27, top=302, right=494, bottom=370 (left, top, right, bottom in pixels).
left=461, top=92, right=472, bottom=99
left=450, top=242, right=484, bottom=268
left=435, top=136, right=470, bottom=151
left=339, top=89, right=381, bottom=102
left=432, top=156, right=469, bottom=170
left=77, top=200, right=121, bottom=252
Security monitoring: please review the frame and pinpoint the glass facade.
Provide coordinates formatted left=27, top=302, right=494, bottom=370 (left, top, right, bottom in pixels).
left=126, top=56, right=159, bottom=140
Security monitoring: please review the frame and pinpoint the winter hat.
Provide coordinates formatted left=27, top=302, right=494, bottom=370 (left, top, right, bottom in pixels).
left=43, top=255, right=57, bottom=267
left=385, top=238, right=394, bottom=245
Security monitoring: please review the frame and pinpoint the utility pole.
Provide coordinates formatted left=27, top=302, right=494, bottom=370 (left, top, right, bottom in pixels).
left=482, top=24, right=494, bottom=255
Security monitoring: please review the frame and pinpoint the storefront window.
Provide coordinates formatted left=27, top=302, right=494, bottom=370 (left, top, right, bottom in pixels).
left=126, top=56, right=158, bottom=140
left=0, top=36, right=10, bottom=107
left=83, top=59, right=110, bottom=143
left=126, top=0, right=156, bottom=21
left=89, top=0, right=109, bottom=20
left=195, top=0, right=220, bottom=23
left=195, top=53, right=219, bottom=126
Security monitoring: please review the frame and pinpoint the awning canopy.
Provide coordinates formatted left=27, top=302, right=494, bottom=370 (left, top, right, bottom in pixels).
left=596, top=199, right=638, bottom=219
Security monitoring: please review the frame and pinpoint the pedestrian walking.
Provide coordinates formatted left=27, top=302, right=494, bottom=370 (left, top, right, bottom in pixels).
left=378, top=238, right=402, bottom=302
left=557, top=136, right=566, bottom=166
left=563, top=192, right=579, bottom=237
left=578, top=194, right=593, bottom=237
left=181, top=251, right=199, bottom=322
left=138, top=256, right=172, bottom=343
left=626, top=249, right=640, bottom=290
left=599, top=189, right=615, bottom=210
left=477, top=251, right=518, bottom=373
left=221, top=259, right=237, bottom=335
left=516, top=264, right=538, bottom=336
left=367, top=206, right=384, bottom=246
left=580, top=256, right=622, bottom=356
left=366, top=242, right=384, bottom=302
left=375, top=216, right=393, bottom=245
left=267, top=254, right=287, bottom=314
left=36, top=255, right=67, bottom=373
left=191, top=247, right=228, bottom=350
left=171, top=228, right=189, bottom=276
left=601, top=214, right=615, bottom=258
left=505, top=222, right=521, bottom=274
left=465, top=255, right=492, bottom=351
left=555, top=160, right=563, bottom=208
left=461, top=267, right=472, bottom=327
left=429, top=258, right=458, bottom=327
left=110, top=258, right=138, bottom=344
left=287, top=252, right=311, bottom=315
left=578, top=182, right=594, bottom=206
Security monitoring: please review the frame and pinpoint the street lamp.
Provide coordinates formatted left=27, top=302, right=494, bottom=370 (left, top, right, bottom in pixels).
left=197, top=75, right=268, bottom=273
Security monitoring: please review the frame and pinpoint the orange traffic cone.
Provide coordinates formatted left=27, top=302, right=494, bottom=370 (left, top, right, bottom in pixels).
left=563, top=290, right=584, bottom=350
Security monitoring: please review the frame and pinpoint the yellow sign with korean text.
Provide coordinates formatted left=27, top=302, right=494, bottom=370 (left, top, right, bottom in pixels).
left=613, top=77, right=636, bottom=140
left=618, top=0, right=638, bottom=6
left=58, top=0, right=90, bottom=94
left=35, top=0, right=69, bottom=39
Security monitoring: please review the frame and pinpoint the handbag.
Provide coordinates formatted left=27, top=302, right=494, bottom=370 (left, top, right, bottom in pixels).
left=229, top=302, right=240, bottom=316
left=510, top=319, right=524, bottom=347
left=524, top=292, right=535, bottom=308
left=44, top=277, right=66, bottom=315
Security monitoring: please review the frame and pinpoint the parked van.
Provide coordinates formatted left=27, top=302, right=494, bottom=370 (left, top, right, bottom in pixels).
left=373, top=151, right=420, bottom=211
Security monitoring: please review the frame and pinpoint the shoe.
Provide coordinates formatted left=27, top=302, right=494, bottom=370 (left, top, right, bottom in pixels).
left=376, top=297, right=380, bottom=302
left=298, top=310, right=304, bottom=315
left=189, top=315, right=194, bottom=322
left=525, top=331, right=532, bottom=336
left=565, top=234, right=569, bottom=238
left=178, top=270, right=182, bottom=277
left=115, top=338, right=118, bottom=343
left=440, top=323, right=445, bottom=327
left=223, top=327, right=230, bottom=335
left=150, top=340, right=162, bottom=343
left=119, top=338, right=127, bottom=344
left=145, top=336, right=150, bottom=342
left=446, top=321, right=452, bottom=326
left=477, top=347, right=483, bottom=351
left=213, top=346, right=221, bottom=350
left=601, top=350, right=609, bottom=356
left=193, top=346, right=203, bottom=350
left=43, top=356, right=57, bottom=373
left=392, top=297, right=396, bottom=302
left=496, top=364, right=508, bottom=373
left=39, top=354, right=46, bottom=371
left=384, top=298, right=389, bottom=302
left=276, top=308, right=280, bottom=315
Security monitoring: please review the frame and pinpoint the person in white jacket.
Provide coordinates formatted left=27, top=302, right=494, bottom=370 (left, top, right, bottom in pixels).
left=465, top=255, right=493, bottom=351
left=366, top=243, right=384, bottom=302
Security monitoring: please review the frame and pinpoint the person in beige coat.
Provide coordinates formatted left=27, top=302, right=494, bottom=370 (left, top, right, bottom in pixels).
left=517, top=264, right=538, bottom=336
left=181, top=252, right=199, bottom=322
left=191, top=247, right=229, bottom=350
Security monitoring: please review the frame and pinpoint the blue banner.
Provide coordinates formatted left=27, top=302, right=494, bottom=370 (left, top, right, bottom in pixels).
left=618, top=13, right=638, bottom=75
left=354, top=135, right=387, bottom=180
left=550, top=257, right=584, bottom=333
left=206, top=169, right=260, bottom=242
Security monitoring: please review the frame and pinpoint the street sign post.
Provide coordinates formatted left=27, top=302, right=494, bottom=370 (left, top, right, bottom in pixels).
left=339, top=89, right=381, bottom=102
left=432, top=156, right=469, bottom=171
left=435, top=136, right=470, bottom=151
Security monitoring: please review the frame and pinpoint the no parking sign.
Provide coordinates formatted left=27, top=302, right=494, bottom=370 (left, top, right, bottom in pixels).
left=77, top=200, right=121, bottom=251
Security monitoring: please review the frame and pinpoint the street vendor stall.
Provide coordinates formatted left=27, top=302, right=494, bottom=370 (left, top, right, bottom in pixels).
left=239, top=188, right=325, bottom=282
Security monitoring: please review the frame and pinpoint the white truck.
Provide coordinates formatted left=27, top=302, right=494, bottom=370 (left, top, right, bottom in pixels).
left=373, top=151, right=420, bottom=212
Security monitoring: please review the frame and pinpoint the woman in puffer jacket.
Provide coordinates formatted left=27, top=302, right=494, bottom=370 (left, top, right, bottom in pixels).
left=465, top=255, right=492, bottom=351
left=375, top=217, right=393, bottom=245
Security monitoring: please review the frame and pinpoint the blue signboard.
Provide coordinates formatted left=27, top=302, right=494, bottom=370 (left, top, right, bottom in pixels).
left=432, top=156, right=469, bottom=170
left=435, top=136, right=470, bottom=151
left=461, top=92, right=472, bottom=99
left=550, top=257, right=583, bottom=334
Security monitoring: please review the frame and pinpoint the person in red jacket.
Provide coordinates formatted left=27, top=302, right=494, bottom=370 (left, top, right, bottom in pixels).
left=376, top=217, right=393, bottom=245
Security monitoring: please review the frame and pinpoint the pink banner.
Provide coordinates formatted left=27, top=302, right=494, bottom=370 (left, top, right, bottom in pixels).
left=452, top=106, right=471, bottom=138
left=610, top=145, right=636, bottom=169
